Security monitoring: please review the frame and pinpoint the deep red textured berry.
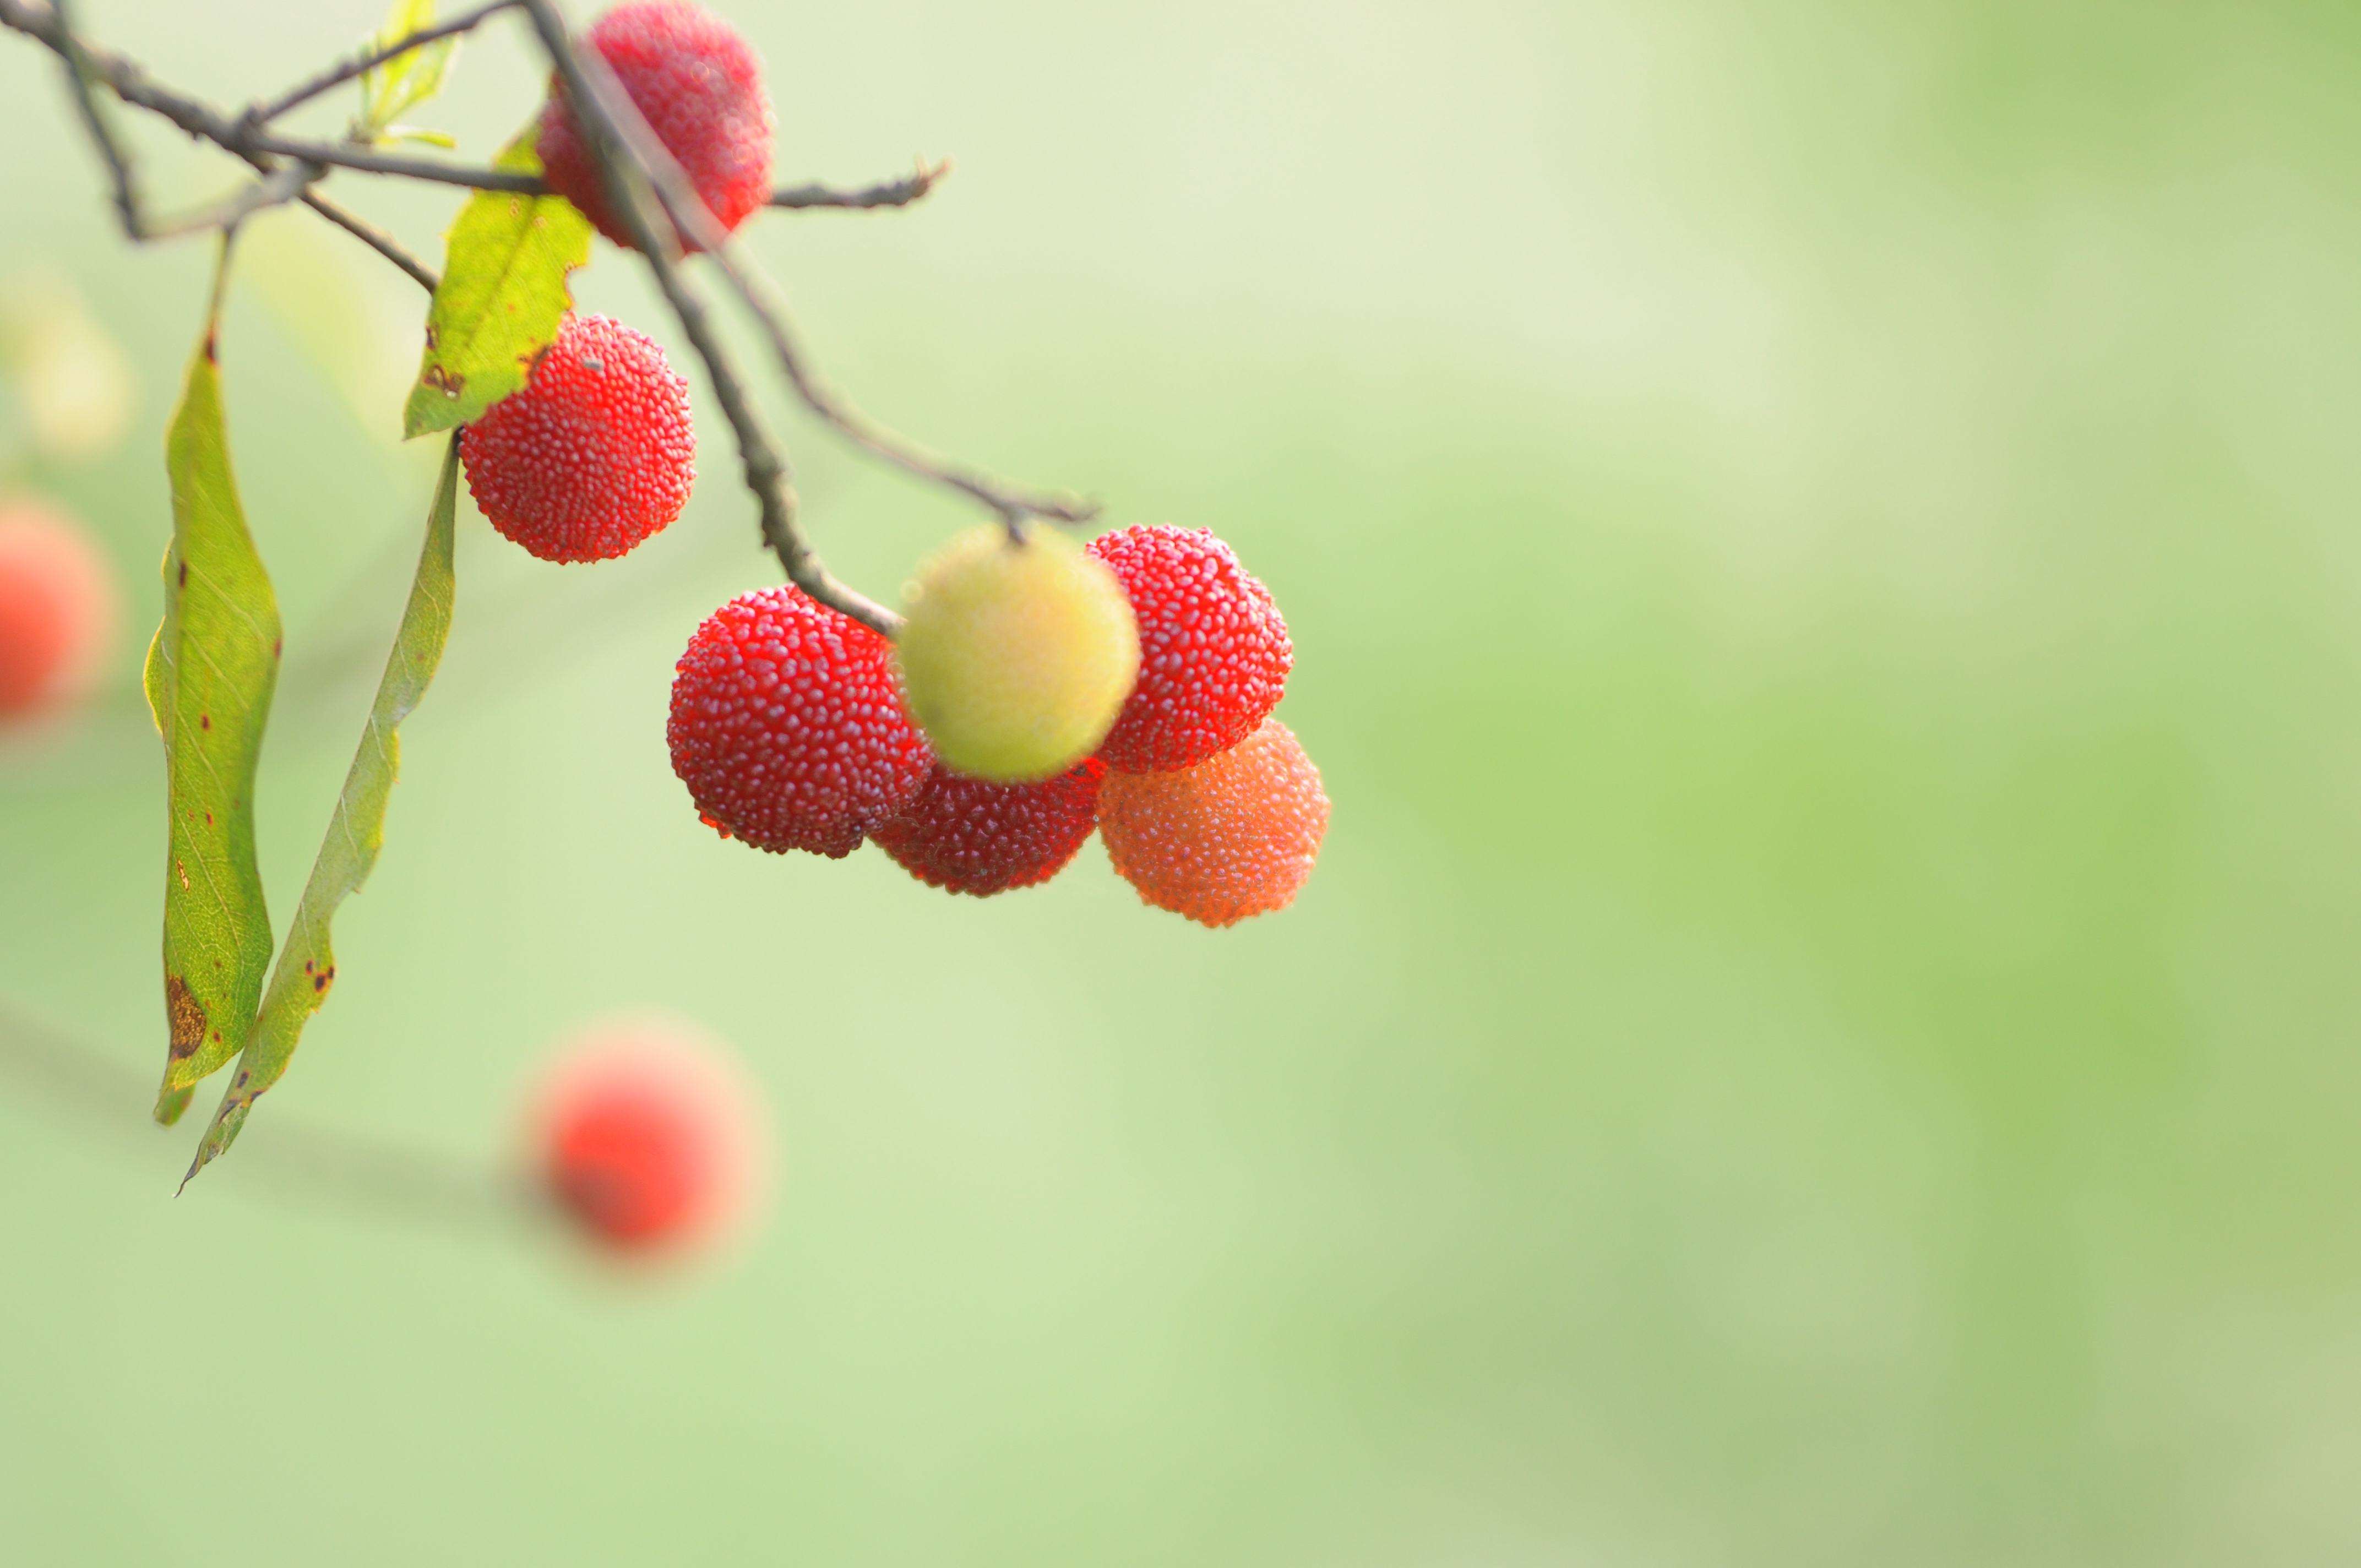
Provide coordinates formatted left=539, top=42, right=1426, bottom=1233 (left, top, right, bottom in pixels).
left=460, top=314, right=694, bottom=563
left=1085, top=525, right=1292, bottom=774
left=534, top=1019, right=762, bottom=1257
left=872, top=758, right=1106, bottom=897
left=538, top=0, right=775, bottom=251
left=668, top=585, right=932, bottom=857
left=0, top=498, right=117, bottom=722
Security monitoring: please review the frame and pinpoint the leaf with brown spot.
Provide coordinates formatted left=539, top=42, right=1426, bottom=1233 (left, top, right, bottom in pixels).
left=400, top=124, right=590, bottom=437
left=149, top=241, right=282, bottom=1125
left=187, top=438, right=461, bottom=1182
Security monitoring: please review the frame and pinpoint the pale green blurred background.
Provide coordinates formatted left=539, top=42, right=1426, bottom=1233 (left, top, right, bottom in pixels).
left=5, top=0, right=2360, bottom=1561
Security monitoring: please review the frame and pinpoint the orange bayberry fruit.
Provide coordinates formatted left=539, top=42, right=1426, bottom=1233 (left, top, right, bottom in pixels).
left=538, top=0, right=774, bottom=252
left=0, top=498, right=117, bottom=722
left=460, top=313, right=694, bottom=563
left=1086, top=524, right=1292, bottom=774
left=1097, top=718, right=1328, bottom=927
left=534, top=1018, right=763, bottom=1257
left=667, top=585, right=932, bottom=857
left=872, top=759, right=1106, bottom=897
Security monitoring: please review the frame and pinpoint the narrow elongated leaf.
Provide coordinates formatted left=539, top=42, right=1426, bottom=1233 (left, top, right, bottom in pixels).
left=185, top=438, right=461, bottom=1184
left=401, top=126, right=590, bottom=438
left=150, top=255, right=283, bottom=1124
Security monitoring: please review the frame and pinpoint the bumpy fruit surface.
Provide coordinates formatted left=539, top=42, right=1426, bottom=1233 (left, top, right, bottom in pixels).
left=1086, top=525, right=1292, bottom=774
left=873, top=759, right=1106, bottom=897
left=668, top=585, right=932, bottom=857
left=460, top=313, right=694, bottom=563
left=0, top=499, right=117, bottom=722
left=538, top=0, right=774, bottom=251
left=894, top=526, right=1138, bottom=782
left=534, top=1018, right=762, bottom=1257
left=1098, top=718, right=1328, bottom=927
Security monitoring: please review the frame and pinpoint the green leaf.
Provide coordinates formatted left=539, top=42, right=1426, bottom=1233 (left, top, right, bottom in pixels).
left=184, top=438, right=462, bottom=1184
left=401, top=126, right=591, bottom=438
left=150, top=249, right=284, bottom=1124
left=357, top=0, right=460, bottom=143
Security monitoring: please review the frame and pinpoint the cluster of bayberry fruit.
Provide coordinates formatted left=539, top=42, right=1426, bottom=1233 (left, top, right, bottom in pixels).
left=670, top=521, right=1326, bottom=925
left=451, top=0, right=1328, bottom=925
left=3, top=0, right=1331, bottom=1266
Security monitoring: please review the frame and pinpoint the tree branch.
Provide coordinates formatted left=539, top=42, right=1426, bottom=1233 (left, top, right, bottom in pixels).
left=524, top=8, right=1096, bottom=529
left=772, top=158, right=951, bottom=211
left=513, top=0, right=899, bottom=633
left=148, top=159, right=327, bottom=238
left=2, top=0, right=1097, bottom=623
left=246, top=0, right=518, bottom=126
left=300, top=192, right=440, bottom=291
left=4, top=0, right=440, bottom=288
left=236, top=129, right=538, bottom=192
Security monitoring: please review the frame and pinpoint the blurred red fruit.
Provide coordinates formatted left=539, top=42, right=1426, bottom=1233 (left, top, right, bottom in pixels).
left=538, top=0, right=775, bottom=251
left=0, top=497, right=118, bottom=723
left=534, top=1019, right=763, bottom=1256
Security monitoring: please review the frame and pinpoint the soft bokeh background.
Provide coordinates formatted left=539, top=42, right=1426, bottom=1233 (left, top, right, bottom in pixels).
left=5, top=0, right=2360, bottom=1561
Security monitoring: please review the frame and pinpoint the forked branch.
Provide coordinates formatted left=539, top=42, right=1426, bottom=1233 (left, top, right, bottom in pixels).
left=0, top=0, right=1095, bottom=631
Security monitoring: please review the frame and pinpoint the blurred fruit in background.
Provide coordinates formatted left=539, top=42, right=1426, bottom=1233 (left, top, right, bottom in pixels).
left=0, top=497, right=118, bottom=725
left=530, top=1015, right=768, bottom=1264
left=0, top=266, right=134, bottom=465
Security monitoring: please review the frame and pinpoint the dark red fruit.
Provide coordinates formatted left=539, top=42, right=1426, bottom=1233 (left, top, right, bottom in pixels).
left=538, top=0, right=775, bottom=251
left=1085, top=525, right=1292, bottom=774
left=872, top=759, right=1106, bottom=896
left=460, top=313, right=694, bottom=563
left=667, top=585, right=932, bottom=857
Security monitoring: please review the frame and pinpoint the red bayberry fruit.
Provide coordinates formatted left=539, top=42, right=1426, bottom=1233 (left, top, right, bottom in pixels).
left=1085, top=524, right=1292, bottom=774
left=534, top=1018, right=763, bottom=1257
left=1097, top=718, right=1328, bottom=927
left=538, top=0, right=775, bottom=252
left=0, top=498, right=117, bottom=722
left=460, top=313, right=694, bottom=563
left=667, top=585, right=932, bottom=857
left=872, top=758, right=1106, bottom=897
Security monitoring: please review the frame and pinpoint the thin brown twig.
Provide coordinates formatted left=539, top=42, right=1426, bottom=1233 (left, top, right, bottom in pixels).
left=246, top=0, right=518, bottom=126
left=43, top=0, right=322, bottom=238
left=237, top=129, right=538, bottom=192
left=300, top=192, right=440, bottom=290
left=41, top=0, right=139, bottom=233
left=1, top=0, right=442, bottom=290
left=145, top=159, right=327, bottom=238
left=772, top=157, right=951, bottom=210
left=515, top=0, right=900, bottom=631
left=526, top=8, right=1097, bottom=530
left=2, top=0, right=1096, bottom=623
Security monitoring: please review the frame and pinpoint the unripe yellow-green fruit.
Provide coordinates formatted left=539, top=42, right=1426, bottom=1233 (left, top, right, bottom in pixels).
left=894, top=525, right=1139, bottom=783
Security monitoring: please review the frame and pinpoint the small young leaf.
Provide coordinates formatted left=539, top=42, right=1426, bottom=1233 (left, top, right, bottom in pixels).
left=184, top=438, right=462, bottom=1183
left=401, top=126, right=591, bottom=438
left=150, top=247, right=284, bottom=1123
left=357, top=0, right=460, bottom=143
